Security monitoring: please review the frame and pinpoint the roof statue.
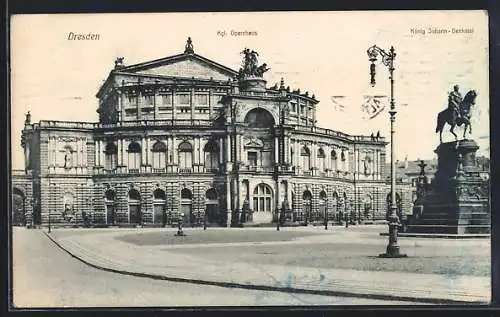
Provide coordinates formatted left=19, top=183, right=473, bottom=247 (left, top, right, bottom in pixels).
left=114, top=57, right=125, bottom=69
left=25, top=111, right=31, bottom=125
left=238, top=48, right=270, bottom=79
left=184, top=37, right=194, bottom=54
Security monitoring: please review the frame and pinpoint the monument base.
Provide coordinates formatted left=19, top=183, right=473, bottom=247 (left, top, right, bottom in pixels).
left=407, top=139, right=490, bottom=235
left=238, top=76, right=267, bottom=92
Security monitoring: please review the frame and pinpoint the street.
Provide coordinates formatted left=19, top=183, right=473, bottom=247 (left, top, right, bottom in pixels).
left=12, top=227, right=421, bottom=307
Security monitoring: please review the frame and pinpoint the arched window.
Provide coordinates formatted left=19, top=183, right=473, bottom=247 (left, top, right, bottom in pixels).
left=205, top=188, right=218, bottom=200
left=181, top=188, right=192, bottom=200
left=153, top=188, right=167, bottom=225
left=128, top=188, right=141, bottom=201
left=205, top=188, right=219, bottom=224
left=105, top=189, right=116, bottom=201
left=153, top=188, right=166, bottom=200
left=151, top=141, right=167, bottom=170
left=180, top=188, right=193, bottom=224
left=104, top=189, right=116, bottom=225
left=253, top=184, right=273, bottom=212
left=332, top=191, right=339, bottom=218
left=331, top=150, right=338, bottom=170
left=128, top=188, right=141, bottom=224
left=300, top=146, right=311, bottom=171
left=204, top=141, right=219, bottom=171
left=317, top=148, right=326, bottom=171
left=244, top=108, right=275, bottom=128
left=178, top=141, right=193, bottom=172
left=105, top=142, right=117, bottom=170
left=318, top=190, right=327, bottom=221
left=128, top=142, right=141, bottom=171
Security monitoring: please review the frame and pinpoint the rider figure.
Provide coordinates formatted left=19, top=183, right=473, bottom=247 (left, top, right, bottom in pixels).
left=448, top=85, right=463, bottom=120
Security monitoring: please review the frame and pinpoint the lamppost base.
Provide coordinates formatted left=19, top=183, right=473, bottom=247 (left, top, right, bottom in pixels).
left=379, top=246, right=407, bottom=258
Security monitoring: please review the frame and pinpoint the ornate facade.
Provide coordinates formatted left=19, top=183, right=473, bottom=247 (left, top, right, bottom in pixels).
left=13, top=38, right=401, bottom=228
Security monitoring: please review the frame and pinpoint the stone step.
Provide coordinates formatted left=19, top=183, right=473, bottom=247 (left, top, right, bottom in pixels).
left=411, top=218, right=490, bottom=226
left=407, top=224, right=490, bottom=234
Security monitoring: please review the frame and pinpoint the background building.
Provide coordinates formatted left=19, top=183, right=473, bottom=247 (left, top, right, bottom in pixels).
left=12, top=38, right=406, bottom=228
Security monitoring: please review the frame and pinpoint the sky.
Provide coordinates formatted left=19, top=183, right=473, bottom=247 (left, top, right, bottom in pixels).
left=10, top=11, right=489, bottom=170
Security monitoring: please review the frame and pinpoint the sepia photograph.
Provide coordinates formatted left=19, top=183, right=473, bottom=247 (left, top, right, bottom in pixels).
left=9, top=11, right=490, bottom=308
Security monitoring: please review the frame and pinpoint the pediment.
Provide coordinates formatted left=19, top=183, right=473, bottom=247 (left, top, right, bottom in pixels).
left=121, top=53, right=237, bottom=81
left=244, top=136, right=264, bottom=148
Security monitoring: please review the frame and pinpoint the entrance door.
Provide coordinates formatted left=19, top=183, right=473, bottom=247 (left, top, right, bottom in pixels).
left=106, top=204, right=115, bottom=225
left=319, top=204, right=326, bottom=222
left=181, top=204, right=192, bottom=225
left=154, top=204, right=166, bottom=225
left=206, top=203, right=218, bottom=224
left=129, top=204, right=141, bottom=224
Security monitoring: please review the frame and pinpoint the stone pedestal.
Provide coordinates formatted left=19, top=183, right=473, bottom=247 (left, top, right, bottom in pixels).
left=407, top=139, right=490, bottom=234
left=238, top=76, right=267, bottom=93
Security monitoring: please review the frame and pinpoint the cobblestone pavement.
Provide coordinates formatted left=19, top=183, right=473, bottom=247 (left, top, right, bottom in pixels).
left=12, top=228, right=423, bottom=307
left=114, top=226, right=489, bottom=277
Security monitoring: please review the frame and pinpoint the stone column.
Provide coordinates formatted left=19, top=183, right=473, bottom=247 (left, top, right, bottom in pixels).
left=99, top=140, right=105, bottom=167
left=354, top=148, right=359, bottom=180
left=295, top=140, right=300, bottom=171
left=219, top=137, right=224, bottom=164
left=238, top=134, right=244, bottom=164
left=171, top=90, right=176, bottom=121
left=345, top=148, right=350, bottom=173
left=153, top=86, right=159, bottom=120
left=172, top=137, right=178, bottom=166
left=303, top=102, right=308, bottom=126
left=117, top=90, right=123, bottom=122
left=226, top=180, right=232, bottom=227
left=137, top=87, right=142, bottom=120
left=274, top=137, right=279, bottom=166
left=141, top=137, right=146, bottom=167
left=312, top=103, right=316, bottom=126
left=117, top=139, right=122, bottom=166
left=190, top=88, right=195, bottom=121
left=298, top=100, right=302, bottom=125
left=209, top=90, right=213, bottom=118
left=94, top=139, right=99, bottom=167
left=145, top=137, right=151, bottom=167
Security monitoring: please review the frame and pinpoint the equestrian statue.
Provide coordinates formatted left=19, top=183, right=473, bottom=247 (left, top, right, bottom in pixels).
left=435, top=85, right=477, bottom=143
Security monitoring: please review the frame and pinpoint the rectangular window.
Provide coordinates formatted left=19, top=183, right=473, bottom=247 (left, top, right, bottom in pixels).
left=177, top=94, right=190, bottom=105
left=128, top=95, right=137, bottom=105
left=291, top=103, right=296, bottom=112
left=196, top=94, right=208, bottom=105
left=261, top=151, right=272, bottom=168
left=144, top=95, right=154, bottom=105
left=248, top=152, right=258, bottom=166
left=300, top=105, right=305, bottom=115
left=162, top=94, right=172, bottom=105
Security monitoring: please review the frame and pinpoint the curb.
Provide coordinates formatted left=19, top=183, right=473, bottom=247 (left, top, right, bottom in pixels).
left=379, top=232, right=491, bottom=239
left=43, top=232, right=486, bottom=305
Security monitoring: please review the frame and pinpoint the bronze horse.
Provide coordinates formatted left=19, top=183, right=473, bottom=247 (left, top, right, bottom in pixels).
left=435, top=90, right=477, bottom=143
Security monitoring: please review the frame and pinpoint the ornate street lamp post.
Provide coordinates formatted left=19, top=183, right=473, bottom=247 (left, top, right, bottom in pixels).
left=46, top=198, right=51, bottom=233
left=203, top=211, right=207, bottom=230
left=367, top=44, right=406, bottom=258
left=324, top=205, right=328, bottom=230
